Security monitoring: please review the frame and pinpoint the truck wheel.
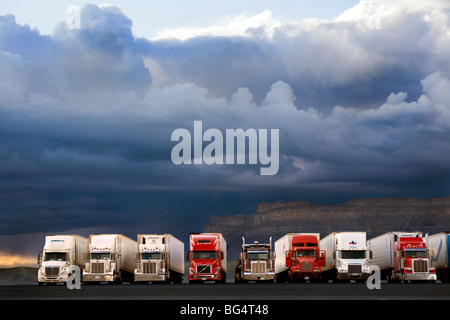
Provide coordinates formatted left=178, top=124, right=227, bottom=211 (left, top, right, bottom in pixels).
left=221, top=271, right=227, bottom=283
left=189, top=280, right=201, bottom=284
left=174, top=273, right=183, bottom=284
left=332, top=271, right=340, bottom=283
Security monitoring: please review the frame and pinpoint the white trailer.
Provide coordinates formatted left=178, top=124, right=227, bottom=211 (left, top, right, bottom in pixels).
left=367, top=231, right=437, bottom=282
left=319, top=232, right=371, bottom=282
left=83, top=234, right=137, bottom=283
left=274, top=233, right=303, bottom=280
left=427, top=232, right=449, bottom=282
left=134, top=234, right=184, bottom=283
left=37, top=235, right=88, bottom=285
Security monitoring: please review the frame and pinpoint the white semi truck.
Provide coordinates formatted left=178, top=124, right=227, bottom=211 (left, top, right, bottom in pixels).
left=83, top=234, right=137, bottom=284
left=319, top=232, right=372, bottom=282
left=37, top=235, right=88, bottom=285
left=427, top=232, right=450, bottom=282
left=134, top=234, right=184, bottom=283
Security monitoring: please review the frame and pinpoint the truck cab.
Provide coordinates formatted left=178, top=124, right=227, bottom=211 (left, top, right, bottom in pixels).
left=393, top=235, right=436, bottom=282
left=235, top=238, right=275, bottom=283
left=84, top=251, right=118, bottom=283
left=38, top=251, right=72, bottom=284
left=188, top=233, right=226, bottom=283
left=286, top=234, right=325, bottom=282
left=333, top=233, right=372, bottom=281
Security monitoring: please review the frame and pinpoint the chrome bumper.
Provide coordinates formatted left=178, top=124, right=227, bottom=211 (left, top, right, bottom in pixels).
left=134, top=273, right=166, bottom=282
left=243, top=272, right=275, bottom=281
left=82, top=274, right=115, bottom=282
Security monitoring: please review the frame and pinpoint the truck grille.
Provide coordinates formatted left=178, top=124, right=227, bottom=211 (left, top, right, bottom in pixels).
left=348, top=264, right=362, bottom=273
left=251, top=261, right=267, bottom=274
left=196, top=265, right=211, bottom=274
left=45, top=267, right=60, bottom=277
left=91, top=262, right=105, bottom=274
left=143, top=262, right=157, bottom=274
left=301, top=262, right=313, bottom=272
left=413, top=260, right=428, bottom=273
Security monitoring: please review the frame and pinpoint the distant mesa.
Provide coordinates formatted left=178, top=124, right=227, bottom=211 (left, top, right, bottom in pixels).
left=204, top=196, right=450, bottom=261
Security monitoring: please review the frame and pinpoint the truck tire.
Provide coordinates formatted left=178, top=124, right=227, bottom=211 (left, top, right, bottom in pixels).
left=222, top=271, right=227, bottom=283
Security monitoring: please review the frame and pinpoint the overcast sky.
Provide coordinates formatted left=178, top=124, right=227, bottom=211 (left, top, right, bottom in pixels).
left=1, top=0, right=450, bottom=263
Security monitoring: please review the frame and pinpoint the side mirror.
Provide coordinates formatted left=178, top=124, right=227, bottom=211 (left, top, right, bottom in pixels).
left=37, top=253, right=42, bottom=266
left=186, top=252, right=190, bottom=261
left=220, top=251, right=224, bottom=260
left=320, top=251, right=325, bottom=260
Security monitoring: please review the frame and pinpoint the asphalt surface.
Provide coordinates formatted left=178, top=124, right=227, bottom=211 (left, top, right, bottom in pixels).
left=1, top=282, right=449, bottom=300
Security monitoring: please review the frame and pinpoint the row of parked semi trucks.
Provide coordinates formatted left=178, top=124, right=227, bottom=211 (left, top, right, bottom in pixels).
left=37, top=231, right=450, bottom=285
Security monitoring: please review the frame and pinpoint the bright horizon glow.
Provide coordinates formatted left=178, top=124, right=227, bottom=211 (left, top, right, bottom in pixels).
left=0, top=252, right=37, bottom=268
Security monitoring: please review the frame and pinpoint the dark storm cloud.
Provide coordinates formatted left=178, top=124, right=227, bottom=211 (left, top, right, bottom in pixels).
left=0, top=2, right=449, bottom=252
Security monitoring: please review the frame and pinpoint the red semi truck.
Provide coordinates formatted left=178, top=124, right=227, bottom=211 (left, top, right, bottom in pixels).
left=275, top=233, right=325, bottom=283
left=368, top=232, right=437, bottom=282
left=187, top=233, right=227, bottom=283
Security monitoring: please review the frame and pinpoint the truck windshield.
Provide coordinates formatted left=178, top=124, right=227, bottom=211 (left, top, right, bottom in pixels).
left=404, top=250, right=427, bottom=258
left=192, top=251, right=217, bottom=259
left=295, top=250, right=316, bottom=257
left=247, top=253, right=269, bottom=260
left=44, top=253, right=67, bottom=261
left=142, top=253, right=162, bottom=260
left=91, top=253, right=111, bottom=260
left=340, top=251, right=366, bottom=259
